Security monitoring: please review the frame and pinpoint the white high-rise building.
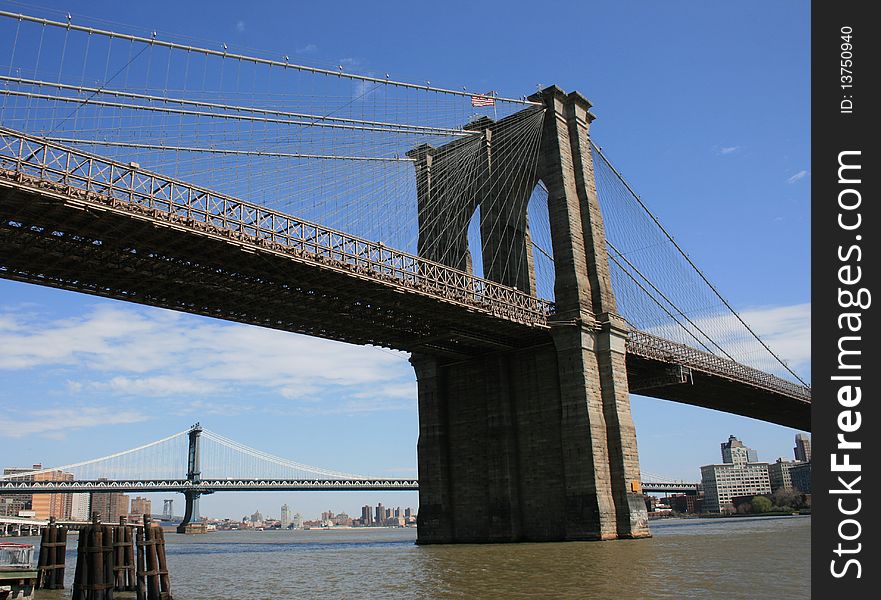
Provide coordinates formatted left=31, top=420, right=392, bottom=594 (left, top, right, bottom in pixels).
left=280, top=504, right=292, bottom=528
left=701, top=462, right=771, bottom=512
left=70, top=494, right=91, bottom=521
left=701, top=435, right=770, bottom=512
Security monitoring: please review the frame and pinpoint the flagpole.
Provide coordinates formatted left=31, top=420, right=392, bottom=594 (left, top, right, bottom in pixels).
left=492, top=90, right=497, bottom=120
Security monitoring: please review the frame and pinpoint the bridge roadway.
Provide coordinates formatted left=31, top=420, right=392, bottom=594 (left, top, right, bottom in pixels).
left=0, top=128, right=810, bottom=430
left=0, top=479, right=696, bottom=495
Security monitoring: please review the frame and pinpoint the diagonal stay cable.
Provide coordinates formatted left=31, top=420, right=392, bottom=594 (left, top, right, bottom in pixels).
left=591, top=141, right=808, bottom=387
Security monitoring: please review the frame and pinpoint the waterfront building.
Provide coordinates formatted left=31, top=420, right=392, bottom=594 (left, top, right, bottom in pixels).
left=768, top=458, right=805, bottom=492
left=721, top=435, right=758, bottom=464
left=32, top=470, right=74, bottom=520
left=250, top=510, right=263, bottom=524
left=701, top=435, right=770, bottom=513
left=280, top=504, right=291, bottom=528
left=375, top=503, right=385, bottom=525
left=91, top=492, right=130, bottom=522
left=0, top=497, right=28, bottom=517
left=70, top=494, right=91, bottom=521
left=663, top=494, right=702, bottom=514
left=700, top=462, right=771, bottom=513
left=794, top=433, right=811, bottom=463
left=789, top=462, right=812, bottom=493
left=331, top=512, right=352, bottom=526
left=1, top=465, right=40, bottom=517
left=130, top=496, right=152, bottom=520
left=361, top=505, right=373, bottom=526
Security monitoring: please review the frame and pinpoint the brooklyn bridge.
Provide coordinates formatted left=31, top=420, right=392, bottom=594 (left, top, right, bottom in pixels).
left=0, top=9, right=809, bottom=544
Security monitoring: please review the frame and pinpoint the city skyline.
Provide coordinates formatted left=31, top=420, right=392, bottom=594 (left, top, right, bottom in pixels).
left=2, top=431, right=809, bottom=522
left=0, top=0, right=809, bottom=519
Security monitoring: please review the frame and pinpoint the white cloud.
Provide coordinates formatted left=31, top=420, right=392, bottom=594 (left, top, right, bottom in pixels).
left=787, top=170, right=809, bottom=184
left=89, top=375, right=223, bottom=397
left=642, top=302, right=810, bottom=380
left=738, top=302, right=810, bottom=372
left=296, top=44, right=317, bottom=54
left=0, top=406, right=150, bottom=438
left=718, top=146, right=740, bottom=155
left=236, top=21, right=245, bottom=33
left=0, top=304, right=415, bottom=414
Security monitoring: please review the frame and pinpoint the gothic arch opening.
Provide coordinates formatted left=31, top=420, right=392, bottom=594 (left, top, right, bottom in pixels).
left=526, top=180, right=555, bottom=302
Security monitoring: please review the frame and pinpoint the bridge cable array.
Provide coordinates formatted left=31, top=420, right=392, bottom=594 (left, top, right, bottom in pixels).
left=0, top=7, right=807, bottom=388
left=0, top=428, right=377, bottom=482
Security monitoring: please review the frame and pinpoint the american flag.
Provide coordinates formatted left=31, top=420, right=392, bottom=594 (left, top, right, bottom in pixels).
left=471, top=92, right=495, bottom=107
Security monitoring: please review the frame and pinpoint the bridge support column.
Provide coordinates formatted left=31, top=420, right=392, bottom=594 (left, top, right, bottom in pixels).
left=413, top=86, right=649, bottom=544
left=536, top=85, right=648, bottom=540
left=595, top=314, right=649, bottom=538
left=176, top=491, right=201, bottom=534
left=177, top=423, right=203, bottom=534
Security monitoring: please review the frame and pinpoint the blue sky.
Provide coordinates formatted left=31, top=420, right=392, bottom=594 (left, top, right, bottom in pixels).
left=0, top=0, right=810, bottom=520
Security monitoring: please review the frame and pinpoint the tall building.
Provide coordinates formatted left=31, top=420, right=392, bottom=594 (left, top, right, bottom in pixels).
left=91, top=492, right=130, bottom=522
left=130, top=496, right=152, bottom=519
left=250, top=509, right=263, bottom=524
left=768, top=458, right=800, bottom=492
left=0, top=497, right=28, bottom=517
left=794, top=433, right=812, bottom=463
left=790, top=462, right=812, bottom=493
left=32, top=470, right=74, bottom=520
left=701, top=435, right=770, bottom=513
left=1, top=464, right=40, bottom=516
left=280, top=504, right=291, bottom=528
left=701, top=462, right=771, bottom=512
left=375, top=503, right=385, bottom=526
left=721, top=435, right=759, bottom=464
left=70, top=494, right=91, bottom=521
left=361, top=505, right=373, bottom=526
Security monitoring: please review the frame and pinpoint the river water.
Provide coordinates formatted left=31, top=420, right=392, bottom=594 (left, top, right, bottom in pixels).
left=23, top=515, right=809, bottom=599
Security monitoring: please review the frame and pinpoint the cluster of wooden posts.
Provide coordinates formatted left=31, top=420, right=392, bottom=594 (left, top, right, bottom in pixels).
left=35, top=517, right=66, bottom=589
left=36, top=515, right=173, bottom=599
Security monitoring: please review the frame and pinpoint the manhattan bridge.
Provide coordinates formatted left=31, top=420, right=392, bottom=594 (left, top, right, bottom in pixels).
left=0, top=9, right=809, bottom=543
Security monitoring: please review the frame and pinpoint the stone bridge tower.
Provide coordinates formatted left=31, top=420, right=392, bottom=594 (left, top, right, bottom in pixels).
left=410, top=86, right=650, bottom=543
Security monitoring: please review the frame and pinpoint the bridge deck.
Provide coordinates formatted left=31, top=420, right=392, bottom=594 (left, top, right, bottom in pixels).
left=0, top=479, right=696, bottom=494
left=0, top=128, right=810, bottom=428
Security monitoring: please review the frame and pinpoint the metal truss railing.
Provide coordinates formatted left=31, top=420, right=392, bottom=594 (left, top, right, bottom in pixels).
left=0, top=127, right=554, bottom=326
left=0, top=479, right=420, bottom=493
left=640, top=482, right=700, bottom=493
left=627, top=330, right=811, bottom=402
left=1, top=478, right=691, bottom=494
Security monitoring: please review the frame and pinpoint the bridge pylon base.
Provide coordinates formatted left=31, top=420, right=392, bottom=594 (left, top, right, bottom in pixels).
left=412, top=326, right=650, bottom=545
left=176, top=491, right=201, bottom=534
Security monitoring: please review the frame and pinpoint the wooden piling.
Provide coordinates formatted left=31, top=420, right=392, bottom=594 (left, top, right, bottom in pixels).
left=135, top=528, right=147, bottom=600
left=154, top=527, right=171, bottom=597
left=135, top=515, right=172, bottom=600
left=36, top=521, right=52, bottom=588
left=55, top=525, right=68, bottom=588
left=72, top=513, right=117, bottom=599
left=113, top=516, right=137, bottom=592
left=73, top=524, right=87, bottom=599
left=36, top=517, right=67, bottom=590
